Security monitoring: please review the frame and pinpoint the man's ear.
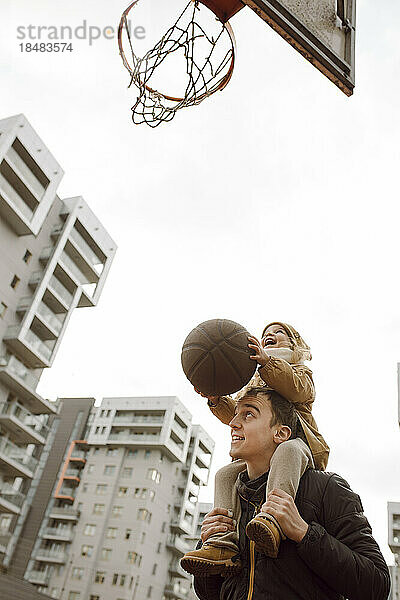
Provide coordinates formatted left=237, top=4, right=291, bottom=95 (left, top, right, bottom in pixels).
left=273, top=425, right=292, bottom=445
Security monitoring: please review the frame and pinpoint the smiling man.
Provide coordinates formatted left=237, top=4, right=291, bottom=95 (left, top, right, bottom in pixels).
left=192, top=388, right=390, bottom=600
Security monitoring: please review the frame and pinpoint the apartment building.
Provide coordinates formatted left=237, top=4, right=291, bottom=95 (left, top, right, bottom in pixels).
left=0, top=113, right=116, bottom=574
left=25, top=396, right=215, bottom=600
left=388, top=502, right=400, bottom=600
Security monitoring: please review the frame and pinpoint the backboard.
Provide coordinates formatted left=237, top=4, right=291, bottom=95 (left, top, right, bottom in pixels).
left=241, top=0, right=356, bottom=96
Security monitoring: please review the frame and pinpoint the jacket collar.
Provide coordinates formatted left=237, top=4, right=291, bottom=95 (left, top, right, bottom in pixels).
left=236, top=469, right=269, bottom=504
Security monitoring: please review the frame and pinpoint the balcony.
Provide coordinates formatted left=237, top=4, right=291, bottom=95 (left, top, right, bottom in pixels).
left=26, top=570, right=51, bottom=586
left=42, top=526, right=73, bottom=542
left=0, top=165, right=35, bottom=236
left=68, top=227, right=104, bottom=281
left=0, top=354, right=58, bottom=414
left=164, top=583, right=190, bottom=600
left=0, top=529, right=11, bottom=553
left=166, top=534, right=190, bottom=556
left=0, top=401, right=48, bottom=445
left=170, top=519, right=192, bottom=536
left=113, top=414, right=164, bottom=424
left=63, top=468, right=81, bottom=486
left=169, top=560, right=190, bottom=579
left=35, top=302, right=63, bottom=338
left=49, top=506, right=80, bottom=521
left=55, top=486, right=76, bottom=503
left=46, top=275, right=73, bottom=312
left=0, top=484, right=26, bottom=514
left=0, top=436, right=38, bottom=478
left=35, top=548, right=67, bottom=564
left=108, top=432, right=161, bottom=444
left=4, top=326, right=54, bottom=368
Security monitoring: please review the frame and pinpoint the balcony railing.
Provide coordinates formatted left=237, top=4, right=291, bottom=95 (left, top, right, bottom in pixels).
left=36, top=302, right=63, bottom=335
left=49, top=506, right=80, bottom=520
left=1, top=354, right=38, bottom=390
left=25, top=329, right=53, bottom=361
left=35, top=548, right=67, bottom=562
left=113, top=415, right=164, bottom=424
left=0, top=484, right=26, bottom=508
left=0, top=436, right=38, bottom=473
left=26, top=570, right=51, bottom=585
left=43, top=526, right=73, bottom=541
left=70, top=450, right=86, bottom=459
left=0, top=171, right=34, bottom=221
left=108, top=433, right=160, bottom=443
left=1, top=401, right=49, bottom=439
left=0, top=529, right=12, bottom=549
left=48, top=275, right=73, bottom=307
left=64, top=468, right=81, bottom=478
left=69, top=227, right=104, bottom=273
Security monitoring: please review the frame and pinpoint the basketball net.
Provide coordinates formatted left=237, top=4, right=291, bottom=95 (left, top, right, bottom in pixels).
left=118, top=0, right=236, bottom=127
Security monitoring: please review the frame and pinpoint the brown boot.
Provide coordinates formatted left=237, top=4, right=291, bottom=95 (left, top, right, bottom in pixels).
left=245, top=512, right=286, bottom=558
left=180, top=544, right=241, bottom=576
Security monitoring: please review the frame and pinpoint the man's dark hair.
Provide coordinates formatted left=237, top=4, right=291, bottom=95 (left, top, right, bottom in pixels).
left=242, top=387, right=300, bottom=438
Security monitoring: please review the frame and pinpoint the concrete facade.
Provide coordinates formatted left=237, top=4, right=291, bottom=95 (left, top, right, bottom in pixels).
left=26, top=396, right=215, bottom=600
left=388, top=502, right=400, bottom=600
left=0, top=113, right=116, bottom=576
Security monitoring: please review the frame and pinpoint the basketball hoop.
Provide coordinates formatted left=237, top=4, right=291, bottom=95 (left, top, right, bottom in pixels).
left=118, top=0, right=239, bottom=127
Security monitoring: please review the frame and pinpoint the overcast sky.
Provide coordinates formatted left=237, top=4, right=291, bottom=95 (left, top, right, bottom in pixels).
left=1, top=0, right=400, bottom=564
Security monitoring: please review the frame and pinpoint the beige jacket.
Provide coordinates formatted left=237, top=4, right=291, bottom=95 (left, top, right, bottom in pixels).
left=209, top=356, right=329, bottom=470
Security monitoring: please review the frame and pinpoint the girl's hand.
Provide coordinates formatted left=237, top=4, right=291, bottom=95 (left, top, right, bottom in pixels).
left=248, top=336, right=268, bottom=367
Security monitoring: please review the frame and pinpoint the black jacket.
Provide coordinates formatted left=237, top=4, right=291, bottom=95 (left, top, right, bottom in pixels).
left=194, top=469, right=390, bottom=600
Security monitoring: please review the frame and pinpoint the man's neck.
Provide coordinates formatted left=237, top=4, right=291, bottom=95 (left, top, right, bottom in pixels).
left=246, top=459, right=271, bottom=481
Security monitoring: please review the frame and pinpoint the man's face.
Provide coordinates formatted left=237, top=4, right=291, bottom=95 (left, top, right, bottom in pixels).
left=262, top=324, right=291, bottom=349
left=229, top=394, right=277, bottom=462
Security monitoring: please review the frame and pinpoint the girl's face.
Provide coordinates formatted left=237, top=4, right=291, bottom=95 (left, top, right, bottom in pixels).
left=261, top=324, right=292, bottom=349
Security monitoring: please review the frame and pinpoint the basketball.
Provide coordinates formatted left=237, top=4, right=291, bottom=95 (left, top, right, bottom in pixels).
left=181, top=319, right=256, bottom=397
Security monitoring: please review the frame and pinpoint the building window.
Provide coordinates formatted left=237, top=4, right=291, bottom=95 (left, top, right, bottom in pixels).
left=112, top=505, right=123, bottom=517
left=106, top=527, right=117, bottom=539
left=134, top=488, right=140, bottom=498
left=127, top=551, right=141, bottom=564
left=107, top=448, right=118, bottom=456
left=126, top=449, right=138, bottom=458
left=82, top=484, right=88, bottom=493
left=112, top=573, right=118, bottom=585
left=71, top=568, right=84, bottom=580
left=129, top=576, right=134, bottom=589
left=144, top=450, right=151, bottom=459
left=81, top=545, right=93, bottom=557
left=0, top=302, right=7, bottom=318
left=93, top=503, right=104, bottom=515
left=104, top=465, right=116, bottom=475
left=122, top=467, right=133, bottom=477
left=83, top=524, right=96, bottom=536
left=90, top=596, right=100, bottom=600
left=141, top=532, right=146, bottom=544
left=10, top=275, right=20, bottom=289
left=137, top=508, right=151, bottom=522
left=120, top=574, right=126, bottom=586
left=96, top=484, right=108, bottom=495
left=68, top=592, right=80, bottom=600
left=149, top=490, right=155, bottom=502
left=125, top=529, right=132, bottom=540
left=152, top=563, right=157, bottom=575
left=157, top=542, right=161, bottom=553
left=147, top=468, right=158, bottom=481
left=141, top=488, right=147, bottom=499
left=87, top=464, right=94, bottom=474
left=23, top=250, right=32, bottom=263
left=101, top=548, right=112, bottom=561
left=161, top=522, right=166, bottom=533
left=93, top=447, right=100, bottom=455
left=94, top=571, right=106, bottom=584
left=147, top=586, right=152, bottom=598
left=118, top=487, right=128, bottom=497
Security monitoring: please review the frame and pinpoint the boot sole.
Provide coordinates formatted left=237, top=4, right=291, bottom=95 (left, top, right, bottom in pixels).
left=246, top=520, right=279, bottom=558
left=180, top=556, right=241, bottom=576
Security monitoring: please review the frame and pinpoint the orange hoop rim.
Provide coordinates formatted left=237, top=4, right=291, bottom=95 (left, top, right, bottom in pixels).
left=118, top=0, right=236, bottom=104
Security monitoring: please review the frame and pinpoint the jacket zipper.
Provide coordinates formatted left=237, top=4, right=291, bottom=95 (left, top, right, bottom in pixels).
left=239, top=495, right=263, bottom=600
